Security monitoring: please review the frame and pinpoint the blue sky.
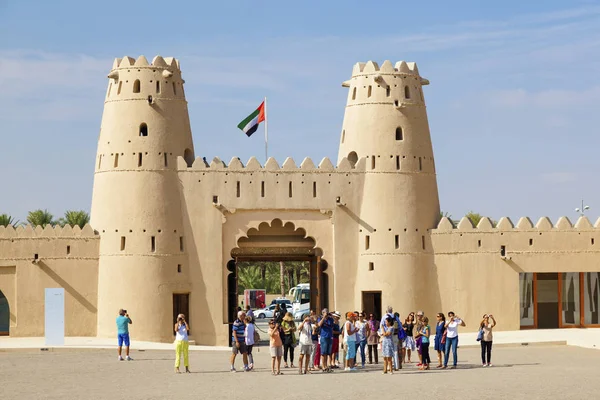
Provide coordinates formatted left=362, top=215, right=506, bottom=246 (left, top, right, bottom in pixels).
left=1, top=0, right=600, bottom=224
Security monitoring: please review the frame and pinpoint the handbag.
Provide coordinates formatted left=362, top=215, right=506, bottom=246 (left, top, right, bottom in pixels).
left=253, top=328, right=261, bottom=344
left=441, top=329, right=447, bottom=345
left=476, top=327, right=484, bottom=342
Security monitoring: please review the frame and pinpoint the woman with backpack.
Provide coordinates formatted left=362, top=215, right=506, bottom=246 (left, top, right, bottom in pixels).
left=281, top=312, right=297, bottom=368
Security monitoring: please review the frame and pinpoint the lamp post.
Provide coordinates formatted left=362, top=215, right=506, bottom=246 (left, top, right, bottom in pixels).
left=575, top=200, right=590, bottom=217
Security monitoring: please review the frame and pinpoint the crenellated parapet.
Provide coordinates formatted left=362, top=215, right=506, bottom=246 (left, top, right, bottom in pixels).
left=179, top=155, right=363, bottom=173
left=105, top=55, right=185, bottom=102
left=0, top=223, right=97, bottom=239
left=0, top=224, right=99, bottom=262
left=434, top=216, right=600, bottom=232
left=342, top=60, right=429, bottom=109
left=432, top=216, right=600, bottom=256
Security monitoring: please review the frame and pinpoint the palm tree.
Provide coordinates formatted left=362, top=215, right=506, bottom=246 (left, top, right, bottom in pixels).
left=27, top=209, right=55, bottom=228
left=0, top=214, right=19, bottom=227
left=57, top=210, right=90, bottom=228
left=237, top=265, right=264, bottom=294
left=465, top=211, right=497, bottom=227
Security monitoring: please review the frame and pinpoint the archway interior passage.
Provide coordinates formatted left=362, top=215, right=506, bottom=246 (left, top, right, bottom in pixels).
left=226, top=219, right=330, bottom=344
left=0, top=290, right=8, bottom=336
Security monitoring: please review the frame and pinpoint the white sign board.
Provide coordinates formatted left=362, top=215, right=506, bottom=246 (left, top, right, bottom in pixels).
left=45, top=288, right=65, bottom=346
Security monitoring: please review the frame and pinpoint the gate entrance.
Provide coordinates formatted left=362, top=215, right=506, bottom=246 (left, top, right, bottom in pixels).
left=226, top=219, right=330, bottom=345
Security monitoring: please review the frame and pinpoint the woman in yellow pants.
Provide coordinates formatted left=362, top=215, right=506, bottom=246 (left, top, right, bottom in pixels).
left=174, top=313, right=190, bottom=373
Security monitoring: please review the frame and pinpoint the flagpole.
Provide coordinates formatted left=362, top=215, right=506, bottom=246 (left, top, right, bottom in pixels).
left=264, top=97, right=268, bottom=163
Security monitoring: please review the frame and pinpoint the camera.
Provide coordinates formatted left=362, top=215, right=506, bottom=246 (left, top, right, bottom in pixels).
left=123, top=310, right=127, bottom=314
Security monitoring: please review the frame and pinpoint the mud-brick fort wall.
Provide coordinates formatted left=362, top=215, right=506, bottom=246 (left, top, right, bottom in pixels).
left=431, top=215, right=600, bottom=331
left=0, top=224, right=99, bottom=336
left=176, top=155, right=367, bottom=344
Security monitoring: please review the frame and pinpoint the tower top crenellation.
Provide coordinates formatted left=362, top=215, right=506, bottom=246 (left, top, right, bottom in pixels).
left=110, top=55, right=181, bottom=72
left=347, top=60, right=429, bottom=86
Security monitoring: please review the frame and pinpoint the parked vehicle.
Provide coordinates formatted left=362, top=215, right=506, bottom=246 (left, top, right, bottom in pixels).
left=255, top=304, right=277, bottom=319
left=269, top=297, right=292, bottom=309
left=291, top=283, right=310, bottom=318
left=244, top=289, right=266, bottom=309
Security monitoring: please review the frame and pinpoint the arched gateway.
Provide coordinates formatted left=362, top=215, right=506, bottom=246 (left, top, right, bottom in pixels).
left=226, top=219, right=330, bottom=342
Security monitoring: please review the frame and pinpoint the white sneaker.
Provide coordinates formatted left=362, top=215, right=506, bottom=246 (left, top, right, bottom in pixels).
left=230, top=367, right=237, bottom=373
left=482, top=364, right=487, bottom=367
left=118, top=356, right=124, bottom=361
left=126, top=356, right=133, bottom=361
left=488, top=363, right=492, bottom=367
left=345, top=367, right=351, bottom=371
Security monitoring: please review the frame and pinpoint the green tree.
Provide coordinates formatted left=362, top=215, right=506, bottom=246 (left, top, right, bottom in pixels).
left=465, top=211, right=497, bottom=227
left=0, top=214, right=19, bottom=227
left=27, top=209, right=55, bottom=228
left=57, top=210, right=90, bottom=228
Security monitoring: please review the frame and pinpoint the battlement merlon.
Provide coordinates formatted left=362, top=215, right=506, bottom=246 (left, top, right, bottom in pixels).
left=107, top=55, right=181, bottom=80
left=176, top=155, right=364, bottom=172
left=342, top=60, right=430, bottom=87
left=0, top=223, right=98, bottom=239
left=433, top=215, right=600, bottom=233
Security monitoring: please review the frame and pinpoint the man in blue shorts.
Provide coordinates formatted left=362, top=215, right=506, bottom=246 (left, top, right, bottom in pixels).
left=318, top=308, right=334, bottom=372
left=116, top=309, right=133, bottom=361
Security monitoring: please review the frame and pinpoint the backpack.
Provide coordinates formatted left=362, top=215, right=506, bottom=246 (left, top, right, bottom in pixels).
left=398, top=325, right=407, bottom=340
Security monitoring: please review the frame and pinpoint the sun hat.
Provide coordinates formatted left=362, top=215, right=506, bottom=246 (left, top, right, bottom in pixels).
left=332, top=311, right=341, bottom=318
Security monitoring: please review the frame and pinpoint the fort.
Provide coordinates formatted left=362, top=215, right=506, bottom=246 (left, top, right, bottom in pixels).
left=0, top=56, right=598, bottom=345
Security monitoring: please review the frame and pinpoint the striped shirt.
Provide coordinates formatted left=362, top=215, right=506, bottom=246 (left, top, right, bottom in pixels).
left=232, top=319, right=245, bottom=342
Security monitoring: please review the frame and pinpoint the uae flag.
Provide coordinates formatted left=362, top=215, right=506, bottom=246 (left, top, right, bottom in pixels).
left=237, top=101, right=266, bottom=137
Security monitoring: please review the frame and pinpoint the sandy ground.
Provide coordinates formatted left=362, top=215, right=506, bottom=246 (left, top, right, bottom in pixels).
left=1, top=344, right=598, bottom=400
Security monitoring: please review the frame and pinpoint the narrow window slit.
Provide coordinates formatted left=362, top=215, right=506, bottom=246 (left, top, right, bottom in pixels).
left=151, top=236, right=156, bottom=252
left=236, top=181, right=241, bottom=198
left=120, top=236, right=126, bottom=251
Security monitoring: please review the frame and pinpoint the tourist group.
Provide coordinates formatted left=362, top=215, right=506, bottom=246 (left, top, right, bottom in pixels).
left=231, top=305, right=497, bottom=375
left=115, top=305, right=496, bottom=375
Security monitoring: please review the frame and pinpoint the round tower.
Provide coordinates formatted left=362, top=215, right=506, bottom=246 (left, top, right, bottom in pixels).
left=91, top=55, right=194, bottom=342
left=338, top=60, right=440, bottom=315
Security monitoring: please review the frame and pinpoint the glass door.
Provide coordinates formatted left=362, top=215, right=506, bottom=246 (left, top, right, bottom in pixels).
left=559, top=273, right=581, bottom=327
left=519, top=273, right=536, bottom=328
left=583, top=272, right=600, bottom=325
